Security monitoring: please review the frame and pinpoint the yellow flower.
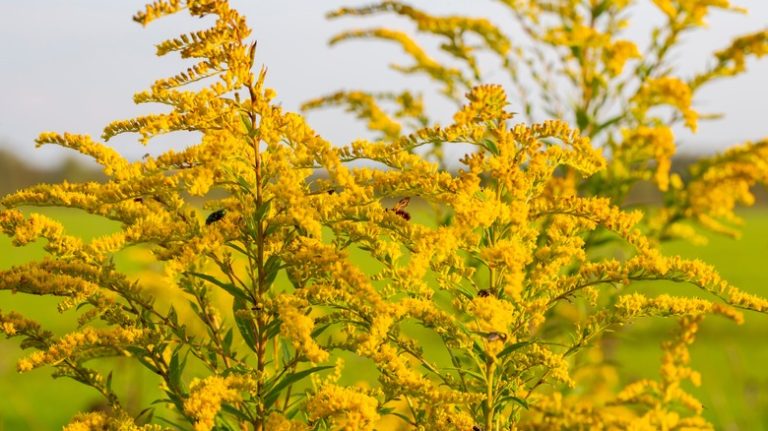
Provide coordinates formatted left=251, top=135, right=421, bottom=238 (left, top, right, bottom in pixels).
left=184, top=375, right=255, bottom=431
left=632, top=77, right=698, bottom=131
left=620, top=126, right=676, bottom=190
left=277, top=294, right=330, bottom=363
left=603, top=40, right=640, bottom=76
left=17, top=327, right=149, bottom=372
left=307, top=384, right=380, bottom=431
left=453, top=85, right=514, bottom=125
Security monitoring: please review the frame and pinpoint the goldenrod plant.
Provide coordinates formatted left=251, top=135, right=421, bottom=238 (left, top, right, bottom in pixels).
left=313, top=0, right=768, bottom=240
left=0, top=1, right=767, bottom=430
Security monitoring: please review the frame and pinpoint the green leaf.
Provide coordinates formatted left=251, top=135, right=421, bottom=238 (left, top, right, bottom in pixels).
left=594, top=114, right=624, bottom=135
left=223, top=328, right=234, bottom=354
left=125, top=347, right=159, bottom=374
left=496, top=341, right=530, bottom=359
left=233, top=296, right=258, bottom=353
left=136, top=407, right=155, bottom=424
left=207, top=349, right=219, bottom=368
left=472, top=340, right=491, bottom=363
left=497, top=395, right=529, bottom=409
left=575, top=108, right=590, bottom=131
left=263, top=366, right=334, bottom=409
left=254, top=199, right=272, bottom=222
left=482, top=138, right=499, bottom=155
left=186, top=271, right=249, bottom=301
left=264, top=222, right=280, bottom=237
left=265, top=318, right=283, bottom=340
left=167, top=307, right=178, bottom=326
left=221, top=403, right=252, bottom=422
left=105, top=371, right=114, bottom=392
left=225, top=241, right=250, bottom=257
left=235, top=175, right=252, bottom=195
left=286, top=269, right=303, bottom=290
left=241, top=113, right=256, bottom=137
left=263, top=255, right=283, bottom=287
left=592, top=0, right=609, bottom=17
left=310, top=321, right=333, bottom=338
left=168, top=347, right=188, bottom=390
left=442, top=367, right=485, bottom=383
left=154, top=416, right=186, bottom=431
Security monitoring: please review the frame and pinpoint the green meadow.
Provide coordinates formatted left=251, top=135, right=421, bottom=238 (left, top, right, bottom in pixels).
left=1, top=207, right=767, bottom=430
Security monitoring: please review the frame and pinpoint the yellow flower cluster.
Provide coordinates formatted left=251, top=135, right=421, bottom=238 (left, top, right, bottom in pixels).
left=0, top=210, right=83, bottom=258
left=614, top=316, right=711, bottom=427
left=714, top=30, right=768, bottom=75
left=323, top=1, right=768, bottom=244
left=276, top=294, right=329, bottom=363
left=0, top=309, right=48, bottom=338
left=614, top=293, right=742, bottom=323
left=603, top=40, right=641, bottom=76
left=545, top=22, right=610, bottom=48
left=63, top=409, right=163, bottom=431
left=3, top=0, right=768, bottom=429
left=0, top=259, right=107, bottom=312
left=662, top=139, right=768, bottom=238
left=17, top=327, right=149, bottom=372
left=184, top=375, right=255, bottom=431
left=302, top=91, right=403, bottom=140
left=330, top=28, right=466, bottom=99
left=468, top=296, right=516, bottom=338
left=653, top=0, right=738, bottom=26
left=619, top=126, right=676, bottom=190
left=306, top=384, right=380, bottom=431
left=632, top=77, right=698, bottom=131
left=263, top=412, right=308, bottom=431
left=329, top=2, right=511, bottom=83
left=453, top=84, right=514, bottom=126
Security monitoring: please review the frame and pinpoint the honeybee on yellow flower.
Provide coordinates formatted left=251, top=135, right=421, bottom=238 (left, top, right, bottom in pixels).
left=387, top=197, right=411, bottom=221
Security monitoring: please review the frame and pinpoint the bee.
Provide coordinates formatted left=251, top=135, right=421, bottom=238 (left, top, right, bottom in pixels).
left=387, top=197, right=411, bottom=221
left=477, top=289, right=490, bottom=298
left=133, top=197, right=144, bottom=203
left=205, top=209, right=227, bottom=225
left=486, top=332, right=507, bottom=342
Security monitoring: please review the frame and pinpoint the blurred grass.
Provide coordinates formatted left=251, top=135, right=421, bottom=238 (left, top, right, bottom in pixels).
left=1, top=207, right=767, bottom=429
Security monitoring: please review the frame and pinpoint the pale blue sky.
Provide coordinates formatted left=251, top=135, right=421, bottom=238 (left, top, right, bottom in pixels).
left=1, top=1, right=766, bottom=167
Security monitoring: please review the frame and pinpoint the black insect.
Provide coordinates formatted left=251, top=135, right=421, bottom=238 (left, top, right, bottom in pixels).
left=133, top=197, right=144, bottom=203
left=477, top=289, right=490, bottom=298
left=205, top=209, right=227, bottom=225
left=473, top=426, right=483, bottom=431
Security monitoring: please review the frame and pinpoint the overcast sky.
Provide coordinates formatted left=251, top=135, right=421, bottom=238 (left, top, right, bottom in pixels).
left=1, top=1, right=766, bottom=168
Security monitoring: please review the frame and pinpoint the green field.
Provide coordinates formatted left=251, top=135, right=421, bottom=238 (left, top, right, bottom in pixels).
left=1, top=207, right=767, bottom=430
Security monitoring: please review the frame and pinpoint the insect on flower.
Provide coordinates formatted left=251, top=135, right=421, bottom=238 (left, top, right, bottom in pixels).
left=486, top=332, right=507, bottom=342
left=387, top=197, right=412, bottom=221
left=205, top=209, right=227, bottom=225
left=477, top=289, right=490, bottom=297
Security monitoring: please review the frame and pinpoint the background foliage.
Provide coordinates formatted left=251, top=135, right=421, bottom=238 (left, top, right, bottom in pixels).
left=1, top=0, right=767, bottom=430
